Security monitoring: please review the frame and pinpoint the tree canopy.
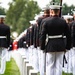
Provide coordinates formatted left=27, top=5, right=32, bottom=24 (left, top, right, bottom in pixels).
left=3, top=0, right=75, bottom=35
left=5, top=0, right=41, bottom=34
left=0, top=7, right=6, bottom=15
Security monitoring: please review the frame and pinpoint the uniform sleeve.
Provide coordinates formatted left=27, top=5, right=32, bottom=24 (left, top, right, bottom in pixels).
left=36, top=26, right=39, bottom=47
left=33, top=25, right=37, bottom=48
left=70, top=22, right=75, bottom=47
left=27, top=29, right=30, bottom=47
left=64, top=22, right=72, bottom=50
left=39, top=20, right=44, bottom=36
left=40, top=22, right=47, bottom=50
left=30, top=26, right=34, bottom=45
left=25, top=29, right=30, bottom=47
left=7, top=27, right=10, bottom=47
left=39, top=20, right=46, bottom=45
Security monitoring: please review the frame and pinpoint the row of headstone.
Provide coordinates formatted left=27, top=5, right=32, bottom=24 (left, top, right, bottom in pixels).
left=11, top=49, right=38, bottom=75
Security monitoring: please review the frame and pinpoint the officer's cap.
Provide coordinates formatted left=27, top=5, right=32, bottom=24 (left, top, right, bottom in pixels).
left=50, top=5, right=62, bottom=9
left=63, top=15, right=73, bottom=19
left=40, top=12, right=44, bottom=16
left=42, top=6, right=50, bottom=11
left=0, top=15, right=6, bottom=18
left=34, top=14, right=40, bottom=20
left=29, top=20, right=36, bottom=24
left=49, top=2, right=61, bottom=10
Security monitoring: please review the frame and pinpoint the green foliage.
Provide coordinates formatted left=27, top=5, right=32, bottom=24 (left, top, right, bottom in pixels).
left=49, top=0, right=60, bottom=4
left=0, top=7, right=6, bottom=15
left=5, top=0, right=26, bottom=32
left=17, top=0, right=41, bottom=34
left=5, top=0, right=41, bottom=34
left=62, top=3, right=75, bottom=15
left=55, top=0, right=60, bottom=3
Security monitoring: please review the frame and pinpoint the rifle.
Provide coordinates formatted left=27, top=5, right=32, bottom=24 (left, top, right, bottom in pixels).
left=59, top=0, right=63, bottom=17
left=63, top=51, right=67, bottom=67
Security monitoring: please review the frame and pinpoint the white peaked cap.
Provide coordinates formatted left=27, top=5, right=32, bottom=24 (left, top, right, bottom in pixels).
left=39, top=12, right=44, bottom=16
left=50, top=5, right=62, bottom=9
left=0, top=15, right=6, bottom=18
left=42, top=6, right=50, bottom=10
left=15, top=29, right=27, bottom=41
left=34, top=15, right=40, bottom=20
left=63, top=15, right=73, bottom=19
left=34, top=12, right=44, bottom=20
left=29, top=20, right=36, bottom=24
left=23, top=29, right=27, bottom=34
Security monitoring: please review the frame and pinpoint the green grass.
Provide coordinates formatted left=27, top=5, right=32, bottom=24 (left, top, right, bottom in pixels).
left=62, top=72, right=73, bottom=75
left=0, top=58, right=20, bottom=75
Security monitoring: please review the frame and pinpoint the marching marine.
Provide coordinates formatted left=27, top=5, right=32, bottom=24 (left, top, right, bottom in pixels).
left=40, top=4, right=71, bottom=75
left=0, top=15, right=10, bottom=74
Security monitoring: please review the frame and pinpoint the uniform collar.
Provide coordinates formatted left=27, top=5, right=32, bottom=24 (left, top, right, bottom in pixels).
left=52, top=15, right=59, bottom=17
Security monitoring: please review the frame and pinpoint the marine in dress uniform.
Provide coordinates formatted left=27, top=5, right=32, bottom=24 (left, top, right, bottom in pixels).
left=37, top=7, right=50, bottom=75
left=0, top=15, right=10, bottom=74
left=17, top=30, right=28, bottom=57
left=19, top=33, right=28, bottom=56
left=28, top=21, right=35, bottom=66
left=18, top=37, right=24, bottom=48
left=40, top=4, right=71, bottom=75
left=31, top=21, right=40, bottom=71
left=62, top=15, right=73, bottom=73
left=22, top=35, right=28, bottom=49
left=25, top=28, right=31, bottom=60
left=26, top=28, right=31, bottom=48
left=69, top=11, right=75, bottom=75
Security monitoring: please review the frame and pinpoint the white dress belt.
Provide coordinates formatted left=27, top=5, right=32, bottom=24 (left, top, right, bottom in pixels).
left=48, top=35, right=63, bottom=39
left=0, top=36, right=6, bottom=38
